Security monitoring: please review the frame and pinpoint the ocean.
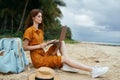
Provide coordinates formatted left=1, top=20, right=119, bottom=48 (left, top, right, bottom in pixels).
left=79, top=41, right=120, bottom=46
left=97, top=42, right=120, bottom=46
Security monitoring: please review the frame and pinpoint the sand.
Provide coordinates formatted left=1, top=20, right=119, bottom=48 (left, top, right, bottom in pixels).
left=0, top=42, right=120, bottom=80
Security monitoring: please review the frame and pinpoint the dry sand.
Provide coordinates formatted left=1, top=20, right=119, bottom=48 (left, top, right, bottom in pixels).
left=0, top=42, right=120, bottom=80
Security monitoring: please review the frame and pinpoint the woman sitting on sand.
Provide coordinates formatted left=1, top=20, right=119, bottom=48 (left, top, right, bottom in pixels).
left=23, top=9, right=108, bottom=78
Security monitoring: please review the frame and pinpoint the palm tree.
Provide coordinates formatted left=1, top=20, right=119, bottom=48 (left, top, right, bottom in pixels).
left=40, top=0, right=66, bottom=29
left=0, top=0, right=72, bottom=40
left=37, top=0, right=66, bottom=39
left=0, top=0, right=25, bottom=34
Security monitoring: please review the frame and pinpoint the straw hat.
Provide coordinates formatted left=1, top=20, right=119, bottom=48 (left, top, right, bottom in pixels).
left=29, top=67, right=60, bottom=80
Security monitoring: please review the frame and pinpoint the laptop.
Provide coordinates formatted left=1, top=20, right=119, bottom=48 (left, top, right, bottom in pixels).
left=53, top=26, right=67, bottom=54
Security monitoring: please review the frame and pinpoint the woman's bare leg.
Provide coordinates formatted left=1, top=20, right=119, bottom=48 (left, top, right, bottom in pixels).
left=59, top=41, right=92, bottom=72
left=59, top=41, right=67, bottom=57
left=62, top=56, right=92, bottom=71
left=59, top=41, right=109, bottom=78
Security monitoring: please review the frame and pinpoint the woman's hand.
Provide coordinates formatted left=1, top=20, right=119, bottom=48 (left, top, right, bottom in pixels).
left=49, top=40, right=56, bottom=44
left=46, top=39, right=59, bottom=45
left=39, top=40, right=59, bottom=49
left=46, top=39, right=55, bottom=45
left=39, top=43, right=47, bottom=49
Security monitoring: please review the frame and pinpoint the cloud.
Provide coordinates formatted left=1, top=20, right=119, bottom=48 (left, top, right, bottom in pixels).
left=72, top=26, right=120, bottom=42
left=60, top=0, right=120, bottom=42
left=74, top=14, right=95, bottom=27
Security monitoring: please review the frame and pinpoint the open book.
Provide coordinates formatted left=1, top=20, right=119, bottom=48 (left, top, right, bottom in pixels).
left=53, top=26, right=67, bottom=55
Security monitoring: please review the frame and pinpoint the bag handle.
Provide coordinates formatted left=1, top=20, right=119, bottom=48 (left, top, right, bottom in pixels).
left=0, top=38, right=12, bottom=52
left=15, top=38, right=25, bottom=70
left=0, top=39, right=5, bottom=50
left=0, top=39, right=5, bottom=55
left=9, top=40, right=14, bottom=51
left=14, top=38, right=22, bottom=56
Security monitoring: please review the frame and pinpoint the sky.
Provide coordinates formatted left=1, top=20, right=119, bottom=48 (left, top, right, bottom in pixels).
left=59, top=0, right=120, bottom=43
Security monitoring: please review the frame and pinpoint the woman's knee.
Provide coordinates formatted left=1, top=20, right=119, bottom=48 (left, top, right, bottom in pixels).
left=60, top=41, right=66, bottom=49
left=61, top=56, right=68, bottom=63
left=61, top=41, right=65, bottom=45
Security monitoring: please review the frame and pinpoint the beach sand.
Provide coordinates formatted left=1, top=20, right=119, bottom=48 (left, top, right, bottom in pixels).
left=0, top=42, right=120, bottom=80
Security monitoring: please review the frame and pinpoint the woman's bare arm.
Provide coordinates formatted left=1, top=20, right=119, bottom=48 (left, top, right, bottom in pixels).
left=23, top=39, right=56, bottom=51
left=23, top=39, right=47, bottom=51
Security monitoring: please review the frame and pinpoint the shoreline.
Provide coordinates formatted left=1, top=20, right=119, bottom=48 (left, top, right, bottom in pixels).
left=80, top=41, right=120, bottom=46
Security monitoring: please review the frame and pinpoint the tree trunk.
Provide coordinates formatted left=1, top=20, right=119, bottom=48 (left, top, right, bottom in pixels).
left=11, top=14, right=14, bottom=33
left=16, top=0, right=29, bottom=33
left=3, top=15, right=7, bottom=32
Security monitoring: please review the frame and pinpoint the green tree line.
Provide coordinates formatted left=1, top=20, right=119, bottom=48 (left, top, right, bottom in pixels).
left=0, top=0, right=72, bottom=40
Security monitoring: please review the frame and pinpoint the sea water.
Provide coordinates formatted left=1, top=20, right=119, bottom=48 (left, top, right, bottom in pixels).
left=85, top=41, right=120, bottom=46
left=98, top=42, right=120, bottom=46
left=78, top=40, right=120, bottom=46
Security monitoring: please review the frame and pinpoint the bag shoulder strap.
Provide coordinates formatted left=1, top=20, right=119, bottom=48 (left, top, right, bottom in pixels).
left=14, top=38, right=29, bottom=65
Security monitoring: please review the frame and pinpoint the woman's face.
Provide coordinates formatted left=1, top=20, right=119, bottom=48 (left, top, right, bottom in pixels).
left=32, top=12, right=42, bottom=24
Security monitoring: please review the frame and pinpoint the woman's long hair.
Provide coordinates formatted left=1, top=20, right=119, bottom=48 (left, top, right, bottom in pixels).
left=25, top=9, right=44, bottom=31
